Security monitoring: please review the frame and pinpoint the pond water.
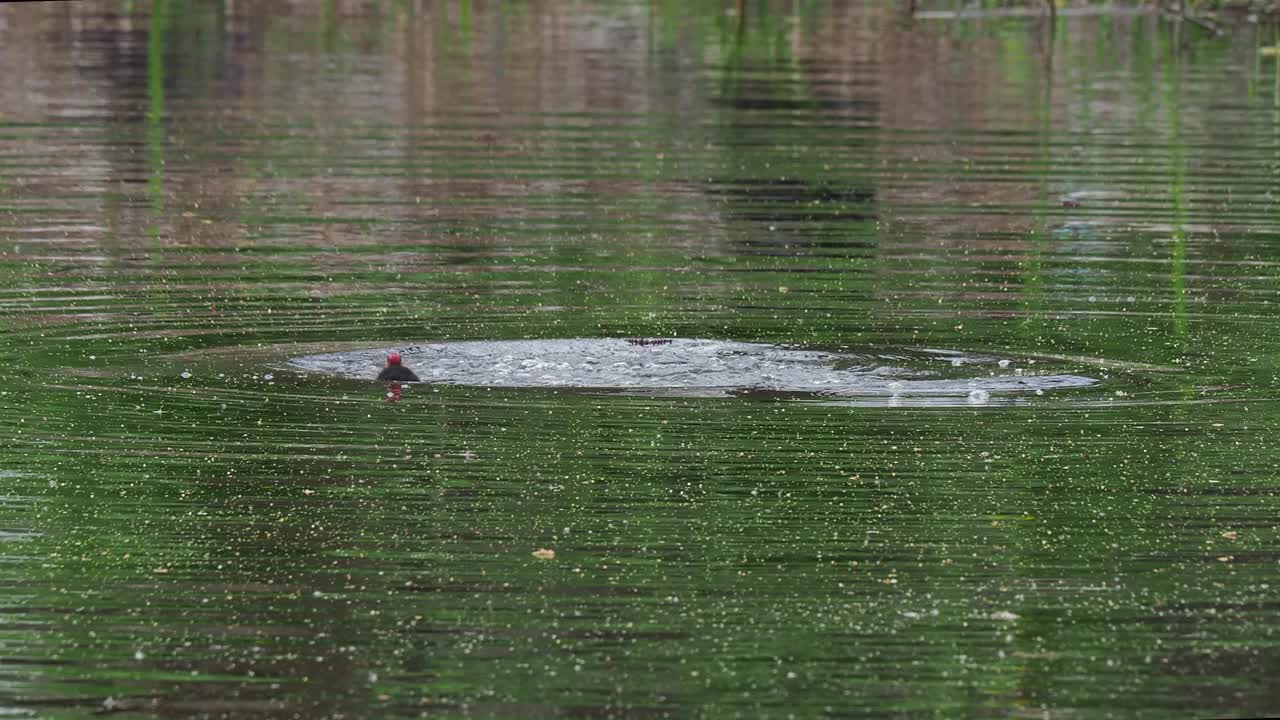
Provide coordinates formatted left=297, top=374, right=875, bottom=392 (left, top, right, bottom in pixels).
left=1, top=1, right=1279, bottom=718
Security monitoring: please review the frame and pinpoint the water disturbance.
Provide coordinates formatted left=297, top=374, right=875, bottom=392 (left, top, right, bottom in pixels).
left=291, top=338, right=1102, bottom=404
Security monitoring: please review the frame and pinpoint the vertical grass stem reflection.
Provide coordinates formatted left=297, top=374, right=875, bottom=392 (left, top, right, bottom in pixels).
left=146, top=0, right=171, bottom=221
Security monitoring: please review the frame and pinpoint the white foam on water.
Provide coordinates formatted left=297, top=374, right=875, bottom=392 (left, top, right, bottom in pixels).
left=289, top=338, right=1099, bottom=401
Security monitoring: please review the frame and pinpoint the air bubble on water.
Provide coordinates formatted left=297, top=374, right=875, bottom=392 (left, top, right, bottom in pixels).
left=180, top=371, right=192, bottom=379
left=263, top=373, right=274, bottom=381
left=967, top=389, right=990, bottom=405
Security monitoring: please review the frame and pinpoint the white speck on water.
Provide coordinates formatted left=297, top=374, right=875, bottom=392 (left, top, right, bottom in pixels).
left=967, top=389, right=990, bottom=405
left=1035, top=389, right=1044, bottom=396
left=89, top=355, right=96, bottom=360
left=1088, top=296, right=1097, bottom=302
left=180, top=371, right=192, bottom=379
left=951, top=358, right=964, bottom=367
left=997, top=359, right=1010, bottom=368
left=134, top=649, right=145, bottom=661
left=263, top=373, right=274, bottom=381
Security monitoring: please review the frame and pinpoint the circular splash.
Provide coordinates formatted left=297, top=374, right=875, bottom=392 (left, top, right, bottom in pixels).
left=289, top=338, right=1099, bottom=404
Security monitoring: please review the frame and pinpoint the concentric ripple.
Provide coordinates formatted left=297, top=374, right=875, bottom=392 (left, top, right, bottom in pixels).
left=289, top=338, right=1099, bottom=402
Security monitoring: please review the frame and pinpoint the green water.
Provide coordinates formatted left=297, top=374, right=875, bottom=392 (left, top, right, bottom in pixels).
left=1, top=1, right=1278, bottom=717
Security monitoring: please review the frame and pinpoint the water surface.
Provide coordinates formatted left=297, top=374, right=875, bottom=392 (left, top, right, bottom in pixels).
left=1, top=2, right=1278, bottom=718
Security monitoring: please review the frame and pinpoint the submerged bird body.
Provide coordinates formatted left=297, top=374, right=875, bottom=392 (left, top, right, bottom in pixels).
left=377, top=352, right=419, bottom=382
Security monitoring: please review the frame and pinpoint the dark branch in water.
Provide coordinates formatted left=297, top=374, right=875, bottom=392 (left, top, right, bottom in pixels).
left=1163, top=5, right=1221, bottom=35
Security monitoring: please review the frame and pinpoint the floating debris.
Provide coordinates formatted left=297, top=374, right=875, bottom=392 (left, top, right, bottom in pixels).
left=967, top=389, right=991, bottom=405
